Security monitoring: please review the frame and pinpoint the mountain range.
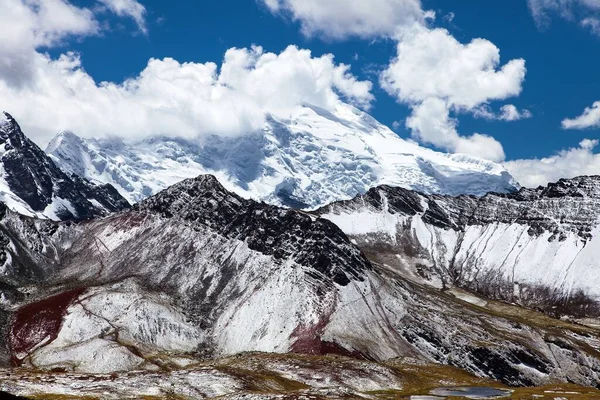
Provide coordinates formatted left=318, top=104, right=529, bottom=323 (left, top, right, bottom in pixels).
left=1, top=110, right=600, bottom=398
left=45, top=103, right=519, bottom=209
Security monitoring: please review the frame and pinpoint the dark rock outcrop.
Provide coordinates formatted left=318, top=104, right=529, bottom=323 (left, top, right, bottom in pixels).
left=0, top=112, right=129, bottom=221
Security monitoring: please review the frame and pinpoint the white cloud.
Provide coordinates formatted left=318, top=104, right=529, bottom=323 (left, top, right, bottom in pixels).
left=405, top=98, right=506, bottom=162
left=381, top=26, right=526, bottom=109
left=97, top=0, right=147, bottom=34
left=0, top=0, right=147, bottom=86
left=562, top=101, right=600, bottom=129
left=0, top=0, right=98, bottom=85
left=528, top=0, right=600, bottom=35
left=505, top=139, right=600, bottom=188
left=499, top=104, right=533, bottom=121
left=260, top=0, right=427, bottom=39
left=474, top=104, right=532, bottom=121
left=381, top=25, right=526, bottom=161
left=0, top=45, right=373, bottom=144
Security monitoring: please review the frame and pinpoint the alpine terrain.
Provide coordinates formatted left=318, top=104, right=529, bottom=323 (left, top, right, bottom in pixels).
left=318, top=176, right=600, bottom=319
left=46, top=102, right=519, bottom=208
left=0, top=112, right=129, bottom=221
left=0, top=113, right=599, bottom=399
left=1, top=173, right=600, bottom=398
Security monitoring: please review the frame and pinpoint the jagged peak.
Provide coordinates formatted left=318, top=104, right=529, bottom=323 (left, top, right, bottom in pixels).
left=538, top=175, right=600, bottom=199
left=0, top=112, right=24, bottom=139
left=171, top=174, right=228, bottom=192
left=153, top=174, right=233, bottom=200
left=136, top=174, right=242, bottom=216
left=1, top=111, right=15, bottom=123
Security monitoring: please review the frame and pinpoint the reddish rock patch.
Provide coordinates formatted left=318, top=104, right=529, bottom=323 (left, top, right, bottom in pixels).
left=290, top=316, right=330, bottom=355
left=320, top=340, right=374, bottom=361
left=9, top=288, right=87, bottom=366
left=290, top=316, right=373, bottom=361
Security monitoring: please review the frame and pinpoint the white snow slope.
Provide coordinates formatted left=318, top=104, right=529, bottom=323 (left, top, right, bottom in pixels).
left=45, top=103, right=519, bottom=208
left=318, top=178, right=600, bottom=316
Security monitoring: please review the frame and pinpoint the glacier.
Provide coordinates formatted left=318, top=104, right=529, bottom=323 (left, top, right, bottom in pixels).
left=46, top=102, right=519, bottom=208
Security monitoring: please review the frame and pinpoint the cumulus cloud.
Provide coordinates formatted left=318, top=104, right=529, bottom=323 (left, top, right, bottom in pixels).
left=0, top=0, right=147, bottom=86
left=0, top=0, right=98, bottom=85
left=0, top=45, right=373, bottom=144
left=505, top=139, right=600, bottom=188
left=0, top=1, right=371, bottom=144
left=97, top=0, right=147, bottom=34
left=405, top=98, right=506, bottom=162
left=260, top=0, right=427, bottom=39
left=528, top=0, right=600, bottom=35
left=562, top=101, right=600, bottom=129
left=499, top=104, right=533, bottom=121
left=380, top=25, right=526, bottom=161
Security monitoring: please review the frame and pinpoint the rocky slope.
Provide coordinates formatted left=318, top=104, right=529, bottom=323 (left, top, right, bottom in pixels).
left=0, top=112, right=129, bottom=221
left=318, top=175, right=600, bottom=319
left=45, top=102, right=519, bottom=208
left=0, top=175, right=599, bottom=389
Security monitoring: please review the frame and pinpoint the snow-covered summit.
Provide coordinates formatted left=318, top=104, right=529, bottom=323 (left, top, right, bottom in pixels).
left=46, top=102, right=519, bottom=208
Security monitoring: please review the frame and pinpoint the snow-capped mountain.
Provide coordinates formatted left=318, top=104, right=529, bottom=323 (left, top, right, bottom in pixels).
left=1, top=175, right=599, bottom=388
left=0, top=112, right=129, bottom=221
left=318, top=175, right=600, bottom=318
left=46, top=103, right=519, bottom=208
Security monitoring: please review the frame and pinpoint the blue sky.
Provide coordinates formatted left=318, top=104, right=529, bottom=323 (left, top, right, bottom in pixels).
left=2, top=0, right=600, bottom=187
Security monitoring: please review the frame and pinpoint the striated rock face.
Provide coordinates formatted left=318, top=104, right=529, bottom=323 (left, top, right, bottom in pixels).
left=0, top=175, right=599, bottom=387
left=317, top=176, right=600, bottom=317
left=134, top=175, right=369, bottom=286
left=45, top=103, right=519, bottom=208
left=0, top=112, right=129, bottom=221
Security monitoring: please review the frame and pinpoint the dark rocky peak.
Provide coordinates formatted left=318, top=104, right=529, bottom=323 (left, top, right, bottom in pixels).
left=538, top=176, right=600, bottom=199
left=497, top=176, right=600, bottom=202
left=136, top=174, right=245, bottom=221
left=0, top=112, right=129, bottom=221
left=136, top=174, right=371, bottom=286
left=0, top=112, right=25, bottom=141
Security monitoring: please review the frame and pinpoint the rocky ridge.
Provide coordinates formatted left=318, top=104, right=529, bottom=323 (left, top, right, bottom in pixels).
left=318, top=175, right=600, bottom=317
left=0, top=112, right=129, bottom=221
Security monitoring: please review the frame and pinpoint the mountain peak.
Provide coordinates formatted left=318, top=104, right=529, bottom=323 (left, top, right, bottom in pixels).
left=46, top=103, right=520, bottom=208
left=136, top=174, right=243, bottom=219
left=0, top=112, right=25, bottom=141
left=0, top=111, right=15, bottom=124
left=536, top=175, right=600, bottom=199
left=0, top=113, right=129, bottom=220
left=45, top=130, right=86, bottom=154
